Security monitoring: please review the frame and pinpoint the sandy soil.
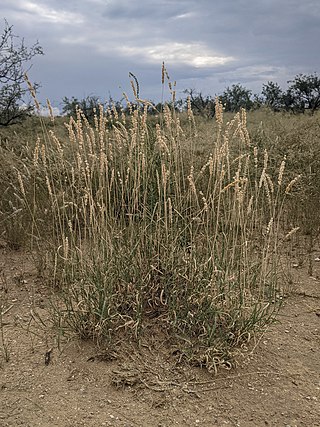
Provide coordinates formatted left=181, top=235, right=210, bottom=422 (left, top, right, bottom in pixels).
left=0, top=243, right=319, bottom=427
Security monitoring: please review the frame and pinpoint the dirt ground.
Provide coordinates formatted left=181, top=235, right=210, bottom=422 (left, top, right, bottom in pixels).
left=0, top=242, right=319, bottom=427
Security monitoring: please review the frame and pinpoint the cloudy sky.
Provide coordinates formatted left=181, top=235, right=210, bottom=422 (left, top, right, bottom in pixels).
left=1, top=0, right=320, bottom=111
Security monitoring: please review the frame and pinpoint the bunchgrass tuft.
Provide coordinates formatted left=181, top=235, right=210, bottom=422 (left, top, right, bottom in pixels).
left=1, top=74, right=303, bottom=371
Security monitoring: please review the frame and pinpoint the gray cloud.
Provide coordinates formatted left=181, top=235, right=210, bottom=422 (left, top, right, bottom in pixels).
left=1, top=0, right=319, bottom=109
left=102, top=0, right=186, bottom=21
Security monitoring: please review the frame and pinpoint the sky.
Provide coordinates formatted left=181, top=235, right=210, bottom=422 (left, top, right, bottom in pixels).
left=1, top=0, right=320, bottom=113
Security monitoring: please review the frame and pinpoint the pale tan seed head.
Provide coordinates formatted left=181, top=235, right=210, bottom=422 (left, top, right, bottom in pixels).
left=278, top=156, right=286, bottom=187
left=215, top=97, right=223, bottom=126
left=266, top=217, right=274, bottom=234
left=285, top=227, right=300, bottom=239
left=265, top=173, right=274, bottom=194
left=285, top=175, right=301, bottom=194
left=247, top=195, right=254, bottom=216
left=24, top=74, right=40, bottom=111
left=46, top=98, right=54, bottom=122
left=17, top=172, right=26, bottom=197
left=253, top=146, right=258, bottom=168
left=33, top=137, right=40, bottom=167
left=263, top=174, right=272, bottom=207
left=263, top=149, right=268, bottom=170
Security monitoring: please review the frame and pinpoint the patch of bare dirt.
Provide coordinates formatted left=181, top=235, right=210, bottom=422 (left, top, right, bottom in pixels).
left=0, top=244, right=319, bottom=427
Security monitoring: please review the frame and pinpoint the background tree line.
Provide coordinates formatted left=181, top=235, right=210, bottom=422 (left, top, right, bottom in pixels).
left=184, top=74, right=320, bottom=118
left=61, top=73, right=320, bottom=122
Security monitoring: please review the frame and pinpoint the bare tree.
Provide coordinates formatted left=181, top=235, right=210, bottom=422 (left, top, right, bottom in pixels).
left=0, top=20, right=43, bottom=126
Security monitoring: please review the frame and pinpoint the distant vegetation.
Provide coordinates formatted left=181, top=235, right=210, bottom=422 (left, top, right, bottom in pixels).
left=60, top=73, right=320, bottom=123
left=179, top=73, right=320, bottom=117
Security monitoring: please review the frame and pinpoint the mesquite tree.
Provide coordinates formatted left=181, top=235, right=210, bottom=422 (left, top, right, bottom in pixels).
left=0, top=20, right=43, bottom=126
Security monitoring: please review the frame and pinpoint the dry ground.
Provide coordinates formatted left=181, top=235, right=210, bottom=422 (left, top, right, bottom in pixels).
left=0, top=242, right=319, bottom=427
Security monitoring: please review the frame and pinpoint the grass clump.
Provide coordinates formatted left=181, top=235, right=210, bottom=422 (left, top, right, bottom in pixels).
left=1, top=80, right=299, bottom=371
